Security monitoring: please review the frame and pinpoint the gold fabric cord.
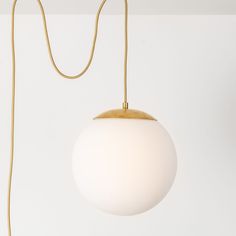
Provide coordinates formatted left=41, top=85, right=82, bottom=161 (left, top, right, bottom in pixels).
left=8, top=0, right=129, bottom=235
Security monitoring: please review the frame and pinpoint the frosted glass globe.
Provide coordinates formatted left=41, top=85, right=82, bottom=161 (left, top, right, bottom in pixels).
left=72, top=118, right=177, bottom=215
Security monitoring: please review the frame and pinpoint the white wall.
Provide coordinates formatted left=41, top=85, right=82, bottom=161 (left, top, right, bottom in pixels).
left=0, top=15, right=236, bottom=236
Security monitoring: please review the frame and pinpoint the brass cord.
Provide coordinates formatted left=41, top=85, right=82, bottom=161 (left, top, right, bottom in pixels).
left=37, top=0, right=128, bottom=103
left=123, top=0, right=128, bottom=109
left=8, top=1, right=17, bottom=236
left=9, top=0, right=129, bottom=235
left=38, top=0, right=106, bottom=79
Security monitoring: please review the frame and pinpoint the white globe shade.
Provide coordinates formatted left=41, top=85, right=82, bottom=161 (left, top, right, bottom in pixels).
left=72, top=118, right=177, bottom=215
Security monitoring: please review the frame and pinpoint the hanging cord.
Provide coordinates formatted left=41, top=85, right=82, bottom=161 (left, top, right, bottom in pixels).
left=8, top=0, right=129, bottom=235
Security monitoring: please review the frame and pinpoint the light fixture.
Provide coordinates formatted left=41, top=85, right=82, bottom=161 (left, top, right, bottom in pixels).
left=73, top=114, right=177, bottom=216
left=8, top=0, right=177, bottom=234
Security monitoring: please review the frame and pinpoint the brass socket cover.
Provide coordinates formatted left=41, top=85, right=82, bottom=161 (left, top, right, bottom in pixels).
left=94, top=109, right=157, bottom=121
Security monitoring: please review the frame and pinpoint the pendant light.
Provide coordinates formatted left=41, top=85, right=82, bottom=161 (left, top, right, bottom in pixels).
left=8, top=0, right=177, bottom=234
left=73, top=113, right=177, bottom=215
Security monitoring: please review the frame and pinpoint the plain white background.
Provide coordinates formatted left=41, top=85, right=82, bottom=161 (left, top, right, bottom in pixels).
left=0, top=14, right=236, bottom=235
